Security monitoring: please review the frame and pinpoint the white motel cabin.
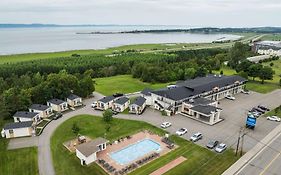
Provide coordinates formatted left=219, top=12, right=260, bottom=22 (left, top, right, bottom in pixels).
left=96, top=96, right=116, bottom=110
left=29, top=104, right=53, bottom=118
left=67, top=94, right=83, bottom=108
left=129, top=96, right=146, bottom=115
left=112, top=97, right=130, bottom=112
left=47, top=99, right=68, bottom=112
left=76, top=137, right=108, bottom=165
left=1, top=121, right=34, bottom=138
left=13, top=111, right=41, bottom=125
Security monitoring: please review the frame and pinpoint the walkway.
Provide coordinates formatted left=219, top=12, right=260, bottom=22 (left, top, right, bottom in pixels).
left=150, top=156, right=186, bottom=175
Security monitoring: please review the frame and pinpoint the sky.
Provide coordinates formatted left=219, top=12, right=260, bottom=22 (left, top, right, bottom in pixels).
left=0, top=0, right=280, bottom=27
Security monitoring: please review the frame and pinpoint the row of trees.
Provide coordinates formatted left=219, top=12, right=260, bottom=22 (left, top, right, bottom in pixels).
left=0, top=70, right=95, bottom=119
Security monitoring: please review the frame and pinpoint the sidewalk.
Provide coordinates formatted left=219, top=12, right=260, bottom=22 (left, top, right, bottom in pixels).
left=150, top=156, right=186, bottom=175
left=222, top=123, right=281, bottom=175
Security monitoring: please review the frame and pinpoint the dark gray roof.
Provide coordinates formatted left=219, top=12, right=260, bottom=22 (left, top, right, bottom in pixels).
left=14, top=111, right=38, bottom=118
left=153, top=75, right=246, bottom=102
left=4, top=121, right=33, bottom=130
left=152, top=86, right=193, bottom=101
left=48, top=99, right=65, bottom=105
left=141, top=88, right=152, bottom=96
left=30, top=104, right=50, bottom=111
left=190, top=105, right=220, bottom=115
left=185, top=97, right=215, bottom=106
left=67, top=94, right=81, bottom=100
left=114, top=97, right=129, bottom=105
left=76, top=137, right=108, bottom=157
left=98, top=96, right=116, bottom=103
left=178, top=75, right=246, bottom=93
left=131, top=96, right=146, bottom=106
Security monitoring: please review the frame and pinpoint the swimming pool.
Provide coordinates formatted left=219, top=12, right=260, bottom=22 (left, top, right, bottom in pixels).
left=110, top=139, right=161, bottom=165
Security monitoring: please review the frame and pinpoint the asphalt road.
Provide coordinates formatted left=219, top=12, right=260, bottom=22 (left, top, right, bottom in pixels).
left=237, top=132, right=281, bottom=175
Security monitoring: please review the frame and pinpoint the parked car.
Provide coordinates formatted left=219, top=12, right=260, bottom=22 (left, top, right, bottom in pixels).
left=225, top=95, right=235, bottom=100
left=161, top=122, right=172, bottom=128
left=252, top=112, right=261, bottom=118
left=53, top=112, right=63, bottom=120
left=215, top=143, right=227, bottom=153
left=176, top=128, right=188, bottom=136
left=258, top=105, right=270, bottom=111
left=190, top=132, right=203, bottom=142
left=241, top=89, right=250, bottom=94
left=253, top=107, right=265, bottom=114
left=206, top=140, right=219, bottom=149
left=91, top=101, right=97, bottom=108
left=267, top=116, right=281, bottom=122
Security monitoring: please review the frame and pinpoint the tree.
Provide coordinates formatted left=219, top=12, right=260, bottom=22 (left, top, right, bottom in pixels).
left=248, top=64, right=262, bottom=80
left=279, top=78, right=281, bottom=87
left=238, top=71, right=248, bottom=79
left=184, top=68, right=196, bottom=79
left=220, top=70, right=224, bottom=75
left=72, top=123, right=80, bottom=135
left=270, top=62, right=274, bottom=67
left=103, top=109, right=113, bottom=123
left=258, top=66, right=275, bottom=84
left=228, top=42, right=250, bottom=68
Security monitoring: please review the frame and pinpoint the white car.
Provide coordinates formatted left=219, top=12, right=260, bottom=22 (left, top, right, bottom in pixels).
left=225, top=95, right=235, bottom=100
left=161, top=122, right=172, bottom=128
left=267, top=116, right=281, bottom=122
left=176, top=128, right=188, bottom=136
left=91, top=101, right=97, bottom=108
left=190, top=132, right=203, bottom=142
left=215, top=143, right=227, bottom=153
left=241, top=90, right=250, bottom=94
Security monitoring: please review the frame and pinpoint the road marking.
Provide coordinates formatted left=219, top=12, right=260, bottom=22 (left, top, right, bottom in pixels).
left=259, top=152, right=281, bottom=175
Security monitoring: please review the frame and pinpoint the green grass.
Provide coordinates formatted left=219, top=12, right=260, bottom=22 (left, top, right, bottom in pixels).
left=51, top=115, right=239, bottom=175
left=264, top=106, right=281, bottom=118
left=261, top=34, right=281, bottom=41
left=95, top=75, right=172, bottom=96
left=0, top=119, right=39, bottom=175
left=215, top=65, right=281, bottom=94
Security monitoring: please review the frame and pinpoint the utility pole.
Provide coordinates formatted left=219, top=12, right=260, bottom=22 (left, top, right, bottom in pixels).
left=235, top=128, right=243, bottom=156
left=240, top=132, right=246, bottom=156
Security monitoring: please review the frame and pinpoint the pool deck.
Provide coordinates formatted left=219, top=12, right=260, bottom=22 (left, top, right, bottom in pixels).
left=149, top=156, right=187, bottom=175
left=97, top=131, right=174, bottom=174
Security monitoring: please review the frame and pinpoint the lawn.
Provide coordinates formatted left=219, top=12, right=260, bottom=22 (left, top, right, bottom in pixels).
left=95, top=75, right=172, bottom=96
left=51, top=115, right=239, bottom=175
left=215, top=65, right=281, bottom=94
left=0, top=119, right=39, bottom=175
left=261, top=34, right=281, bottom=41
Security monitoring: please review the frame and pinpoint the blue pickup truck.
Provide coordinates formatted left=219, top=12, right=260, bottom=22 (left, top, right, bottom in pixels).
left=246, top=113, right=257, bottom=129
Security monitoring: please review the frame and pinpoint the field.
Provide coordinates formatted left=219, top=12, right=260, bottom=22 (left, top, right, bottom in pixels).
left=261, top=34, right=281, bottom=41
left=215, top=63, right=281, bottom=93
left=95, top=75, right=172, bottom=96
left=0, top=119, right=39, bottom=175
left=51, top=115, right=239, bottom=175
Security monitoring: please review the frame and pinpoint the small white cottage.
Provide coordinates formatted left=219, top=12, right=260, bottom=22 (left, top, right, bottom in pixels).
left=76, top=137, right=108, bottom=165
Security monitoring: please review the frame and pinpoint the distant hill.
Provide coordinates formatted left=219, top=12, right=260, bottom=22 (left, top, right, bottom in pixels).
left=0, top=24, right=281, bottom=33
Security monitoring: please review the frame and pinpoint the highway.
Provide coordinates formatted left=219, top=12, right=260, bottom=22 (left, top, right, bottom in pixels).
left=237, top=131, right=281, bottom=175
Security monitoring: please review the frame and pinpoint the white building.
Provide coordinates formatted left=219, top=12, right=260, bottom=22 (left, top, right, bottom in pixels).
left=141, top=88, right=153, bottom=106
left=112, top=97, right=130, bottom=112
left=29, top=104, right=53, bottom=118
left=1, top=121, right=34, bottom=138
left=253, top=41, right=281, bottom=56
left=76, top=137, right=108, bottom=165
left=67, top=94, right=83, bottom=108
left=47, top=99, right=68, bottom=112
left=96, top=96, right=116, bottom=110
left=129, top=96, right=146, bottom=115
left=149, top=75, right=246, bottom=124
left=13, top=111, right=41, bottom=125
left=181, top=98, right=222, bottom=125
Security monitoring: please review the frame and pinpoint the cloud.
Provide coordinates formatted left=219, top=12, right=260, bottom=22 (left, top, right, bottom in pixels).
left=0, top=0, right=280, bottom=27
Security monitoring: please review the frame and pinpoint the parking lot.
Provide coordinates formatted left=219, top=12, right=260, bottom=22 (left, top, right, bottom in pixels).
left=121, top=90, right=281, bottom=152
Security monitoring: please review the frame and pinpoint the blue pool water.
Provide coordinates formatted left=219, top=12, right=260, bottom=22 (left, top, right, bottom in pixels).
left=110, top=139, right=161, bottom=165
